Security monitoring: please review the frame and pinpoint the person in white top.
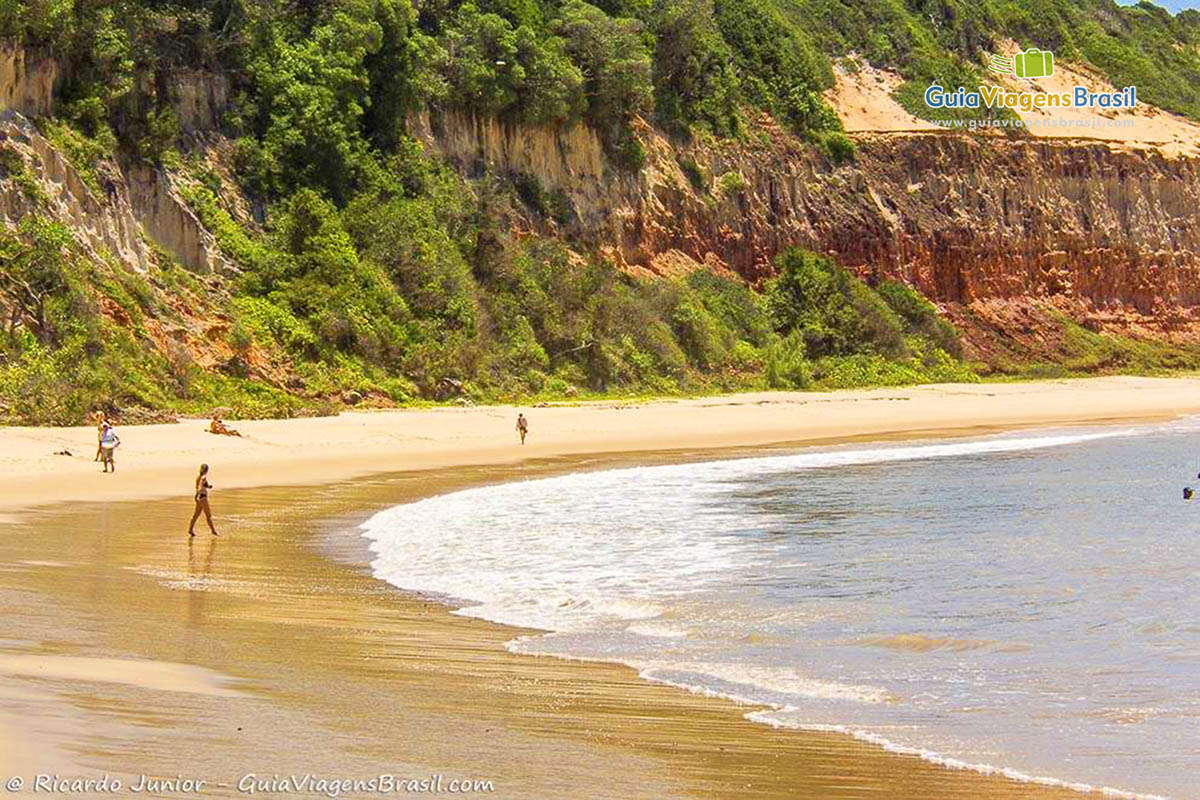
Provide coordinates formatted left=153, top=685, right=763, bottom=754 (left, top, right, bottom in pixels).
left=99, top=423, right=120, bottom=473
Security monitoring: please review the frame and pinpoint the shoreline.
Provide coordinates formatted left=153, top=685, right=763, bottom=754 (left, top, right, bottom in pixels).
left=1, top=448, right=1104, bottom=800
left=5, top=375, right=1200, bottom=513
left=352, top=431, right=1169, bottom=800
left=2, top=377, right=1196, bottom=797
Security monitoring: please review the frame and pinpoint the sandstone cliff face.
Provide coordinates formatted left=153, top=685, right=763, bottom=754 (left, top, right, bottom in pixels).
left=0, top=111, right=150, bottom=271
left=0, top=40, right=59, bottom=117
left=416, top=110, right=1200, bottom=341
left=2, top=39, right=1198, bottom=355
left=127, top=161, right=233, bottom=276
left=168, top=70, right=229, bottom=134
left=0, top=108, right=233, bottom=276
left=0, top=42, right=232, bottom=276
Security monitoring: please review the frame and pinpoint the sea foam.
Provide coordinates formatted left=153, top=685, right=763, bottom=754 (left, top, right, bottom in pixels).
left=360, top=423, right=1192, bottom=798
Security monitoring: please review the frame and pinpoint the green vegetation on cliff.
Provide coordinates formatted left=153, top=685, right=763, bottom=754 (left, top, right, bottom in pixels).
left=0, top=183, right=973, bottom=422
left=0, top=0, right=1197, bottom=423
left=8, top=0, right=1198, bottom=143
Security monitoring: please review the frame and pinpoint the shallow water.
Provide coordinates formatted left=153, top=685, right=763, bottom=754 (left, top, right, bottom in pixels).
left=361, top=421, right=1200, bottom=799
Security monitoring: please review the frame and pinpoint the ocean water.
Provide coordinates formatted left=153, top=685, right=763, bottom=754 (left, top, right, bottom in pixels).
left=361, top=421, right=1200, bottom=799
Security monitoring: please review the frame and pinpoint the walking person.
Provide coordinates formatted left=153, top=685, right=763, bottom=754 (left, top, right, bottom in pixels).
left=93, top=411, right=107, bottom=462
left=516, top=412, right=528, bottom=445
left=188, top=464, right=219, bottom=538
left=99, top=422, right=120, bottom=473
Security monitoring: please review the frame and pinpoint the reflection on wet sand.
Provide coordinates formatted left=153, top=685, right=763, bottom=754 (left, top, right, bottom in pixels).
left=0, top=453, right=1089, bottom=799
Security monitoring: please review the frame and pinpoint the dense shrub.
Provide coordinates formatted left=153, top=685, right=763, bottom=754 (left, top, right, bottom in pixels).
left=765, top=330, right=811, bottom=389
left=712, top=0, right=837, bottom=132
left=762, top=248, right=976, bottom=390
left=766, top=248, right=895, bottom=357
left=877, top=280, right=963, bottom=358
left=650, top=0, right=740, bottom=135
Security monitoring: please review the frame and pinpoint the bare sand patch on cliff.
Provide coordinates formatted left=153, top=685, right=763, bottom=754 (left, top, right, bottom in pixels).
left=826, top=45, right=1200, bottom=156
left=825, top=61, right=939, bottom=133
left=992, top=40, right=1199, bottom=155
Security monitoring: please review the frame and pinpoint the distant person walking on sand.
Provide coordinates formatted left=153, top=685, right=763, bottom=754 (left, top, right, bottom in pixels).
left=93, top=411, right=107, bottom=462
left=188, top=464, right=219, bottom=538
left=99, top=422, right=120, bottom=473
left=516, top=413, right=528, bottom=445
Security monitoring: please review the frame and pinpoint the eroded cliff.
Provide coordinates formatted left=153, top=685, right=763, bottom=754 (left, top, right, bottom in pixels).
left=2, top=41, right=1199, bottom=406
left=415, top=108, right=1200, bottom=359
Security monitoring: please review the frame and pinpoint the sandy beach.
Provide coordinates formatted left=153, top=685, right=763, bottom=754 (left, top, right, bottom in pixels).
left=3, top=376, right=1200, bottom=798
left=5, top=375, right=1200, bottom=513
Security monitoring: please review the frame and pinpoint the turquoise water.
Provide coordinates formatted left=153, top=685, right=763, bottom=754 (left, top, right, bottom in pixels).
left=362, top=421, right=1200, bottom=799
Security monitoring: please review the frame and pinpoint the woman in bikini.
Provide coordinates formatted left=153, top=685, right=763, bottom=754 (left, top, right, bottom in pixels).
left=188, top=463, right=219, bottom=537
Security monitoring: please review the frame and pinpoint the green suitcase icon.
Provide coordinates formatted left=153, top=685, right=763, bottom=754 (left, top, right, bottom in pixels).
left=1013, top=49, right=1054, bottom=79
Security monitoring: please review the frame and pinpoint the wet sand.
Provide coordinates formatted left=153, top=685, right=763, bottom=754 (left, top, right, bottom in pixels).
left=0, top=449, right=1106, bottom=799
